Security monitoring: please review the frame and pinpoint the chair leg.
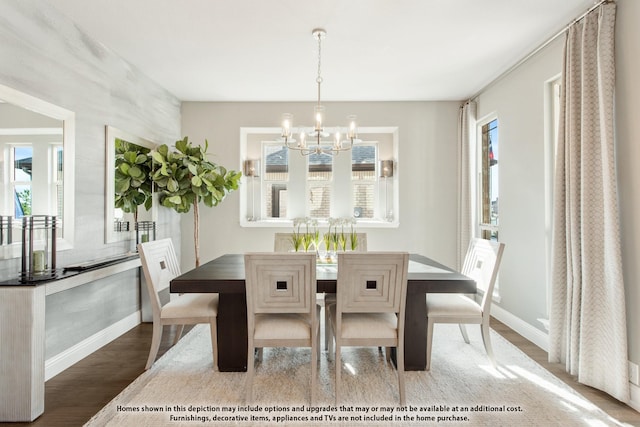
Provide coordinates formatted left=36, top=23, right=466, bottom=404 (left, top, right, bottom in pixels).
left=458, top=324, right=470, bottom=344
left=209, top=319, right=218, bottom=371
left=335, top=344, right=342, bottom=405
left=396, top=340, right=406, bottom=406
left=426, top=318, right=434, bottom=371
left=311, top=340, right=317, bottom=406
left=145, top=322, right=163, bottom=370
left=316, top=305, right=322, bottom=359
left=480, top=322, right=497, bottom=368
left=385, top=347, right=392, bottom=362
left=327, top=308, right=334, bottom=358
left=246, top=344, right=255, bottom=403
left=173, top=325, right=185, bottom=345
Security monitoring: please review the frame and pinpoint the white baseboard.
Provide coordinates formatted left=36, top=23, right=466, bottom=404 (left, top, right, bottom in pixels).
left=491, top=304, right=549, bottom=352
left=492, top=305, right=640, bottom=412
left=629, top=383, right=640, bottom=412
left=45, top=311, right=141, bottom=381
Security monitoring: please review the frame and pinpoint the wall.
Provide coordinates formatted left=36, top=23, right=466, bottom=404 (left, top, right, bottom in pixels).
left=181, top=101, right=460, bottom=270
left=475, top=0, right=640, bottom=383
left=0, top=1, right=181, bottom=360
left=616, top=0, right=640, bottom=374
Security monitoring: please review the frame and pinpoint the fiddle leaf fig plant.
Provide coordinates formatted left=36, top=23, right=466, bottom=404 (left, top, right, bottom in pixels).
left=151, top=136, right=242, bottom=267
left=114, top=138, right=153, bottom=223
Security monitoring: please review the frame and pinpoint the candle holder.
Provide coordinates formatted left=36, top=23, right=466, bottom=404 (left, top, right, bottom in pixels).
left=135, top=221, right=156, bottom=249
left=20, top=215, right=57, bottom=283
left=0, top=215, right=14, bottom=246
left=114, top=219, right=130, bottom=232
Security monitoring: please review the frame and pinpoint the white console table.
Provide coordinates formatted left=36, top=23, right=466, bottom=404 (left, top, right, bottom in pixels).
left=0, top=255, right=140, bottom=422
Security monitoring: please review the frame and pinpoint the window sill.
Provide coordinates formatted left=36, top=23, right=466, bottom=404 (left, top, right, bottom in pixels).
left=239, top=218, right=399, bottom=228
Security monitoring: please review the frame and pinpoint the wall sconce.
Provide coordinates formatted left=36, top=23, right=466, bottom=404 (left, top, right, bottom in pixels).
left=380, top=160, right=394, bottom=222
left=244, top=159, right=260, bottom=221
left=20, top=215, right=57, bottom=282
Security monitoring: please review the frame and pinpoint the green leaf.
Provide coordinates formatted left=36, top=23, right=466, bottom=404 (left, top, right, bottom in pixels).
left=191, top=175, right=202, bottom=187
left=168, top=195, right=182, bottom=205
left=115, top=178, right=130, bottom=193
left=167, top=178, right=179, bottom=192
left=128, top=166, right=142, bottom=178
left=135, top=154, right=147, bottom=164
left=175, top=137, right=188, bottom=154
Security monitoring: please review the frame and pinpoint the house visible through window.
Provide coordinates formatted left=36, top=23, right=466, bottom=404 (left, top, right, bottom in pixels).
left=263, top=144, right=288, bottom=218
left=479, top=118, right=499, bottom=240
left=352, top=145, right=376, bottom=219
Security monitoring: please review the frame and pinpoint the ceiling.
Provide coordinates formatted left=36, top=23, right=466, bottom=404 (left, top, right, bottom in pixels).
left=47, top=0, right=594, bottom=102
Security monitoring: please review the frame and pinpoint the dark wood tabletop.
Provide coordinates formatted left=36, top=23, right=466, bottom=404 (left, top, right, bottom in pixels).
left=170, top=253, right=475, bottom=294
left=170, top=253, right=475, bottom=372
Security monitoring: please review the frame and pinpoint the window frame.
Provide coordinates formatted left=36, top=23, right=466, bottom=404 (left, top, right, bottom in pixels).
left=240, top=127, right=399, bottom=228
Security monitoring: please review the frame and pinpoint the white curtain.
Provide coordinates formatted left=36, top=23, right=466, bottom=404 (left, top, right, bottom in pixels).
left=457, top=101, right=476, bottom=269
left=549, top=2, right=629, bottom=403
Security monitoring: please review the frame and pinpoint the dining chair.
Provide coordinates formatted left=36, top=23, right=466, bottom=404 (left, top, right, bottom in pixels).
left=425, top=238, right=505, bottom=370
left=327, top=252, right=409, bottom=405
left=273, top=232, right=368, bottom=351
left=138, top=239, right=218, bottom=370
left=244, top=252, right=319, bottom=404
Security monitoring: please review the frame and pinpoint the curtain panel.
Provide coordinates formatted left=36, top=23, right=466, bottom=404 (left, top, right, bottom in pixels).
left=549, top=2, right=629, bottom=403
left=457, top=101, right=476, bottom=270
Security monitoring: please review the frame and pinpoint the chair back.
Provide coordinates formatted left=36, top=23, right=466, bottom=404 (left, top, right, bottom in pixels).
left=336, top=252, right=409, bottom=314
left=274, top=232, right=368, bottom=252
left=244, top=252, right=316, bottom=318
left=461, top=238, right=505, bottom=314
left=138, top=239, right=181, bottom=320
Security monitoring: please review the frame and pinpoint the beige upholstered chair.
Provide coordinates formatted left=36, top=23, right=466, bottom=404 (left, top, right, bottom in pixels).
left=138, top=239, right=218, bottom=370
left=328, top=252, right=409, bottom=405
left=425, top=238, right=505, bottom=370
left=244, top=252, right=319, bottom=404
left=273, top=232, right=368, bottom=351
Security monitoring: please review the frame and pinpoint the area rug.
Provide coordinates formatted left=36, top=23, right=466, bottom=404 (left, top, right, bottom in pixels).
left=85, top=323, right=630, bottom=426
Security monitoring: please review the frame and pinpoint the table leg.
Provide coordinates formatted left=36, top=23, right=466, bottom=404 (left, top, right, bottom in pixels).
left=401, top=293, right=428, bottom=371
left=216, top=293, right=248, bottom=372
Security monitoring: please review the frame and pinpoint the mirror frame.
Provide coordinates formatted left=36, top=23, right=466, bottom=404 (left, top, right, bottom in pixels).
left=0, top=83, right=75, bottom=255
left=105, top=125, right=157, bottom=244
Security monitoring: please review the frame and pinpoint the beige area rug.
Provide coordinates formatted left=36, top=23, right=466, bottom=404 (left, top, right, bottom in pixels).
left=85, top=323, right=630, bottom=426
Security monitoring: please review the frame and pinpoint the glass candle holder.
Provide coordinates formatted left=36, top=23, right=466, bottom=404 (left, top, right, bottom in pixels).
left=0, top=215, right=14, bottom=246
left=20, top=215, right=57, bottom=282
left=135, top=221, right=156, bottom=248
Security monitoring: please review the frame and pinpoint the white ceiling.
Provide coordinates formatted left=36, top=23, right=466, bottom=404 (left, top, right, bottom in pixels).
left=47, top=0, right=594, bottom=102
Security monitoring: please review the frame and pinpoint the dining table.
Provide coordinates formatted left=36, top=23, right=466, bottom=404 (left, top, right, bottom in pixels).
left=170, top=253, right=476, bottom=372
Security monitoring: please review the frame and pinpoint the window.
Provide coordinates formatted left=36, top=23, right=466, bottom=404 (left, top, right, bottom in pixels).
left=479, top=118, right=499, bottom=240
left=241, top=127, right=398, bottom=226
left=351, top=145, right=376, bottom=219
left=307, top=151, right=332, bottom=218
left=263, top=144, right=288, bottom=218
left=12, top=145, right=32, bottom=217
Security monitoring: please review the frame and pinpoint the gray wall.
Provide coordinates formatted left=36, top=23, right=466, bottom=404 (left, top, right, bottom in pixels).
left=476, top=0, right=640, bottom=368
left=180, top=101, right=461, bottom=270
left=0, top=1, right=181, bottom=358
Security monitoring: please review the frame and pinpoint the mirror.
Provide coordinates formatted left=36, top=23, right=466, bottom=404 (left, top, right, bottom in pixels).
left=105, top=126, right=157, bottom=244
left=0, top=84, right=75, bottom=259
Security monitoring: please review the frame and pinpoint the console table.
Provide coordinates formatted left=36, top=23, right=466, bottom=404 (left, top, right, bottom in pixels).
left=0, top=254, right=140, bottom=422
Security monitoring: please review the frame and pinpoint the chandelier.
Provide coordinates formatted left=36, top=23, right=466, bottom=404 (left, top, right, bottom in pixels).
left=280, top=28, right=359, bottom=156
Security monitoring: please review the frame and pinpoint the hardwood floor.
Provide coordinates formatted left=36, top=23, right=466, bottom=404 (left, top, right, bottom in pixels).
left=5, top=319, right=640, bottom=426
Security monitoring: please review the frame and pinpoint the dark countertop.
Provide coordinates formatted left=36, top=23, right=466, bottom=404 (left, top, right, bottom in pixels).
left=0, top=253, right=139, bottom=287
